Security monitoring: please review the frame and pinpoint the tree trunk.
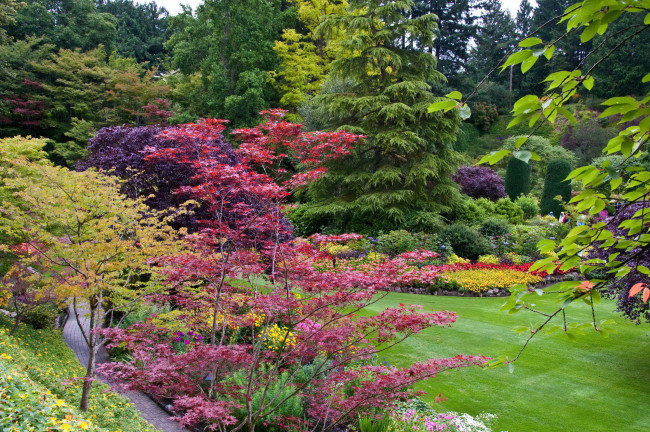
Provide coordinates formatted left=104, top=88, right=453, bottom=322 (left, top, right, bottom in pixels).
left=79, top=341, right=96, bottom=411
left=9, top=316, right=21, bottom=335
left=509, top=65, right=514, bottom=93
left=79, top=303, right=98, bottom=412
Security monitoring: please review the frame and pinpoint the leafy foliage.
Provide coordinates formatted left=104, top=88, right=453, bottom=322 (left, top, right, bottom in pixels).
left=504, top=157, right=530, bottom=200
left=305, top=0, right=463, bottom=233
left=439, top=224, right=491, bottom=260
left=0, top=158, right=183, bottom=410
left=166, top=0, right=293, bottom=126
left=540, top=159, right=572, bottom=216
left=452, top=165, right=507, bottom=201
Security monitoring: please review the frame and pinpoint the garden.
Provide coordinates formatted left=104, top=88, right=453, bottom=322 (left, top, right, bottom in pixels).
left=1, top=0, right=650, bottom=431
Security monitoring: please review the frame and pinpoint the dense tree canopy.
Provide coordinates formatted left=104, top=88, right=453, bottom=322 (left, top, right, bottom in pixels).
left=301, top=0, right=462, bottom=234
left=96, top=0, right=170, bottom=66
left=7, top=0, right=117, bottom=52
left=166, top=0, right=294, bottom=126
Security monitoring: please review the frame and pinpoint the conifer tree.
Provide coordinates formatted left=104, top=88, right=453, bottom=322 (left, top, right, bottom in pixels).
left=469, top=0, right=516, bottom=86
left=303, top=0, right=462, bottom=233
left=540, top=158, right=572, bottom=216
left=504, top=156, right=530, bottom=200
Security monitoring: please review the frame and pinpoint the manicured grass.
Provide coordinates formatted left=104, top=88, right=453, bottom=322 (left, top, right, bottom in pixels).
left=361, top=293, right=650, bottom=432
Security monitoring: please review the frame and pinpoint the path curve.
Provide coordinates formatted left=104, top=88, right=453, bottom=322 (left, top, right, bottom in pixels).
left=63, top=306, right=187, bottom=432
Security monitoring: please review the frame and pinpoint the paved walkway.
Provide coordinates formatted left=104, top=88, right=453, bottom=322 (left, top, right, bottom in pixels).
left=63, top=305, right=187, bottom=432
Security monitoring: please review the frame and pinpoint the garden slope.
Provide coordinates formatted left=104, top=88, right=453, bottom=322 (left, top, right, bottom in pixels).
left=0, top=316, right=158, bottom=432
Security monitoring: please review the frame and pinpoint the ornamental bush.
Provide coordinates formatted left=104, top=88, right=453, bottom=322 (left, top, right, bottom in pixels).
left=515, top=195, right=539, bottom=220
left=78, top=124, right=237, bottom=232
left=376, top=230, right=418, bottom=256
left=479, top=217, right=511, bottom=238
left=494, top=198, right=524, bottom=224
left=540, top=159, right=573, bottom=216
left=452, top=165, right=507, bottom=201
left=452, top=198, right=488, bottom=225
left=504, top=157, right=530, bottom=200
left=439, top=224, right=491, bottom=261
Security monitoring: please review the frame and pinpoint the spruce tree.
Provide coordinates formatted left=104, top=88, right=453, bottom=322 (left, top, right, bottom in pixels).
left=540, top=158, right=572, bottom=216
left=469, top=0, right=516, bottom=85
left=303, top=0, right=462, bottom=233
left=504, top=156, right=530, bottom=200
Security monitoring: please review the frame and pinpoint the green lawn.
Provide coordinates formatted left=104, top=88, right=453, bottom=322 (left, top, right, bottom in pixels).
left=361, top=293, right=650, bottom=432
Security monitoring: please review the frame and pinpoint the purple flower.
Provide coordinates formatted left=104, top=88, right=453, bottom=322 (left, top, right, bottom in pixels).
left=174, top=337, right=182, bottom=342
left=184, top=339, right=190, bottom=345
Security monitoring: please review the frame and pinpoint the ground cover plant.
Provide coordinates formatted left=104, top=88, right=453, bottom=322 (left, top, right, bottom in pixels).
left=0, top=316, right=156, bottom=432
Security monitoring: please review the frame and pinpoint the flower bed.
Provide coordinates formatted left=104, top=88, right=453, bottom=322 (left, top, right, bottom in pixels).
left=308, top=236, right=559, bottom=294
left=438, top=268, right=543, bottom=293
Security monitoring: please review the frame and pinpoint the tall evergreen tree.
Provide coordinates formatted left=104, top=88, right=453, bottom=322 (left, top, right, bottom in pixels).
left=515, top=0, right=534, bottom=37
left=303, top=0, right=463, bottom=233
left=411, top=0, right=481, bottom=85
left=504, top=156, right=530, bottom=200
left=519, top=0, right=590, bottom=95
left=165, top=0, right=294, bottom=126
left=540, top=158, right=572, bottom=216
left=469, top=0, right=516, bottom=85
left=96, top=0, right=170, bottom=66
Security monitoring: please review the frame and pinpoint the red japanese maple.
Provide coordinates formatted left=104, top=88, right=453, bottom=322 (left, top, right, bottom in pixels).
left=98, top=112, right=487, bottom=432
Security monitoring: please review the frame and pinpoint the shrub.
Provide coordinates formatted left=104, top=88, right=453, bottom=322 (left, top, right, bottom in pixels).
left=540, top=159, right=573, bottom=216
left=23, top=303, right=59, bottom=330
left=479, top=217, right=511, bottom=238
left=560, top=118, right=617, bottom=165
left=447, top=253, right=470, bottom=265
left=515, top=195, right=539, bottom=219
left=502, top=252, right=528, bottom=265
left=503, top=136, right=577, bottom=191
left=494, top=198, right=524, bottom=224
left=478, top=255, right=500, bottom=265
left=504, top=157, right=531, bottom=200
left=452, top=166, right=507, bottom=201
left=510, top=225, right=548, bottom=259
left=468, top=102, right=499, bottom=131
left=376, top=230, right=418, bottom=255
left=475, top=198, right=497, bottom=215
left=452, top=198, right=488, bottom=225
left=439, top=224, right=491, bottom=261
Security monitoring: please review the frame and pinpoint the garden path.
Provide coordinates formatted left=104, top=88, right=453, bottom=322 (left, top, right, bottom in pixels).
left=63, top=304, right=188, bottom=432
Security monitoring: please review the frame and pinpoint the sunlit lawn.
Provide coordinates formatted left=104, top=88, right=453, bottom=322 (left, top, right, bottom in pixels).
left=360, top=293, right=650, bottom=432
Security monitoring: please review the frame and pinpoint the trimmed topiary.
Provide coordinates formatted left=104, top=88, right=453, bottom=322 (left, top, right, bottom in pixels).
left=540, top=159, right=573, bottom=216
left=504, top=157, right=531, bottom=200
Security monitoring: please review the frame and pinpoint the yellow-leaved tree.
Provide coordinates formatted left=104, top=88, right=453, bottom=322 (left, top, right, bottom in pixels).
left=0, top=148, right=185, bottom=411
left=271, top=0, right=349, bottom=109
